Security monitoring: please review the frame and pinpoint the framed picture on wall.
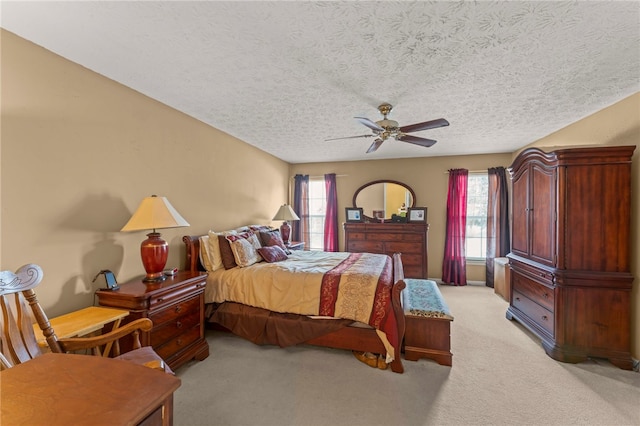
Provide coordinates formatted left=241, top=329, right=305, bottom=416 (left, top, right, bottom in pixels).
left=345, top=207, right=364, bottom=223
left=407, top=207, right=427, bottom=223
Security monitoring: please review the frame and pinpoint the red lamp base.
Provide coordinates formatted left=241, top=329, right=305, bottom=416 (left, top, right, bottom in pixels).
left=280, top=221, right=291, bottom=245
left=140, top=232, right=168, bottom=282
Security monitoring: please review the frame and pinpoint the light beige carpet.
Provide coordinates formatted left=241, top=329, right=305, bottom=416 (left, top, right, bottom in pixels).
left=174, top=284, right=640, bottom=426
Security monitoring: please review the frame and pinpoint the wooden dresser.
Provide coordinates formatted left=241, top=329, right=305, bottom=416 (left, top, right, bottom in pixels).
left=506, top=145, right=635, bottom=369
left=97, top=271, right=210, bottom=371
left=344, top=222, right=428, bottom=278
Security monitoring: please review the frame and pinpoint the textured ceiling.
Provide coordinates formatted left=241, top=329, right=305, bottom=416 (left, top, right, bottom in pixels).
left=2, top=1, right=639, bottom=164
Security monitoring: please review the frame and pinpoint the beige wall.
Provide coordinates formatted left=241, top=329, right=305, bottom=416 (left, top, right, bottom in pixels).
left=1, top=30, right=290, bottom=317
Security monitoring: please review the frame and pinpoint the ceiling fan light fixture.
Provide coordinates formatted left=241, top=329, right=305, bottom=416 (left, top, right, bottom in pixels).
left=327, top=102, right=449, bottom=153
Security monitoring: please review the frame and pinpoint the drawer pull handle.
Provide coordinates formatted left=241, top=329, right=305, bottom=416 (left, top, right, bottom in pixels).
left=541, top=315, right=548, bottom=321
left=543, top=293, right=549, bottom=299
left=157, top=298, right=164, bottom=303
left=196, top=283, right=205, bottom=288
left=515, top=297, right=520, bottom=301
left=176, top=321, right=183, bottom=329
left=175, top=305, right=183, bottom=313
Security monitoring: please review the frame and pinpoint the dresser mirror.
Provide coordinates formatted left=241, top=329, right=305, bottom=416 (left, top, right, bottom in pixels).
left=353, top=180, right=416, bottom=222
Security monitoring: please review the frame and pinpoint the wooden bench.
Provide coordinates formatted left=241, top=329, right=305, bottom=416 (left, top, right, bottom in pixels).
left=402, top=279, right=453, bottom=366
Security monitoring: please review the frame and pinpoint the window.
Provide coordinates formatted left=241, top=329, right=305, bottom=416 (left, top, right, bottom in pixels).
left=307, top=178, right=326, bottom=250
left=466, top=173, right=488, bottom=259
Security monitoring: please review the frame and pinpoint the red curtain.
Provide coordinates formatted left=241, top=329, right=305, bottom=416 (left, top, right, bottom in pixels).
left=485, top=167, right=511, bottom=287
left=292, top=174, right=309, bottom=245
left=323, top=173, right=338, bottom=252
left=442, top=169, right=468, bottom=286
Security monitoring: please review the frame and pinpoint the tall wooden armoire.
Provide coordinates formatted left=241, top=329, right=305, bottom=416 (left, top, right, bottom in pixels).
left=506, top=145, right=635, bottom=369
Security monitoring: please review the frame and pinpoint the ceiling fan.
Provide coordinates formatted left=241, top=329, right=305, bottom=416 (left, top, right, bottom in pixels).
left=325, top=103, right=449, bottom=153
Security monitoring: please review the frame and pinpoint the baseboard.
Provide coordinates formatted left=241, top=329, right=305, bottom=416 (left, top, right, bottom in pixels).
left=431, top=278, right=486, bottom=286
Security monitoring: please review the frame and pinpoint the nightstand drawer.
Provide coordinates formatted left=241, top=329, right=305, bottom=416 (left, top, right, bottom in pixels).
left=149, top=280, right=206, bottom=310
left=155, top=324, right=201, bottom=360
left=149, top=295, right=200, bottom=326
left=150, top=309, right=201, bottom=348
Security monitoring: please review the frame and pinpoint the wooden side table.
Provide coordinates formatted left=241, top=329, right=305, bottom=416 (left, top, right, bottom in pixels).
left=96, top=271, right=209, bottom=371
left=32, top=306, right=129, bottom=356
left=0, top=352, right=181, bottom=426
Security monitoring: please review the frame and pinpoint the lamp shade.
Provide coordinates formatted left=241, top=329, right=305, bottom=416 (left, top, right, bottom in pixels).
left=121, top=195, right=190, bottom=232
left=121, top=195, right=189, bottom=283
left=272, top=204, right=299, bottom=245
left=272, top=204, right=300, bottom=222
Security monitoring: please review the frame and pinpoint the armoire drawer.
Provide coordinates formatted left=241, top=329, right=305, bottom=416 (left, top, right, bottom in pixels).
left=512, top=290, right=554, bottom=336
left=512, top=271, right=554, bottom=312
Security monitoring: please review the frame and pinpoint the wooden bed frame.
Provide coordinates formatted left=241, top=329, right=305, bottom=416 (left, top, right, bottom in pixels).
left=182, top=235, right=407, bottom=373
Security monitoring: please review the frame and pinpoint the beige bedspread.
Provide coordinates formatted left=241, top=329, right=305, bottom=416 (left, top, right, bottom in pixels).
left=205, top=250, right=398, bottom=360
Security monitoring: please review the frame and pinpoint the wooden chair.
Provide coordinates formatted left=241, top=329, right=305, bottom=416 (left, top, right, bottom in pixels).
left=0, top=264, right=170, bottom=373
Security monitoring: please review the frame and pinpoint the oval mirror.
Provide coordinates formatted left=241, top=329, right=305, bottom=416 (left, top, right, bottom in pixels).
left=353, top=180, right=416, bottom=222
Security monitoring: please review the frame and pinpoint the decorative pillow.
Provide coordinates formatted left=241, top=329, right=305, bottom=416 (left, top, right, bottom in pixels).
left=249, top=225, right=273, bottom=233
left=198, top=236, right=214, bottom=272
left=225, top=231, right=263, bottom=268
left=219, top=233, right=238, bottom=269
left=208, top=230, right=235, bottom=271
left=259, top=229, right=290, bottom=254
left=257, top=245, right=288, bottom=263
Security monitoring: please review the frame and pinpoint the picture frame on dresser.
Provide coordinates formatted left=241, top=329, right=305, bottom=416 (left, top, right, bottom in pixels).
left=407, top=207, right=427, bottom=222
left=345, top=207, right=364, bottom=223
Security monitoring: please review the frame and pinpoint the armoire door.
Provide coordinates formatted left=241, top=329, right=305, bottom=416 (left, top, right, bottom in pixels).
left=510, top=167, right=529, bottom=258
left=529, top=162, right=556, bottom=266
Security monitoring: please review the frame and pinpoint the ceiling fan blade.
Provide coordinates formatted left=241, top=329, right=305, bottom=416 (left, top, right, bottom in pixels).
left=399, top=118, right=449, bottom=133
left=324, top=134, right=375, bottom=142
left=366, top=138, right=384, bottom=153
left=397, top=134, right=437, bottom=148
left=355, top=117, right=384, bottom=132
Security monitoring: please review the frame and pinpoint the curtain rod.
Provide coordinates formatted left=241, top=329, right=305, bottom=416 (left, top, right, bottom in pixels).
left=291, top=174, right=349, bottom=179
left=444, top=170, right=488, bottom=174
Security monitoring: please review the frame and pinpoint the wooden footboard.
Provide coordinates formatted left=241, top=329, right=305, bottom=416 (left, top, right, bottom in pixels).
left=182, top=235, right=406, bottom=373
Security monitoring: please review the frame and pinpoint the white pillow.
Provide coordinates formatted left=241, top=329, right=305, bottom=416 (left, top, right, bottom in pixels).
left=198, top=236, right=214, bottom=272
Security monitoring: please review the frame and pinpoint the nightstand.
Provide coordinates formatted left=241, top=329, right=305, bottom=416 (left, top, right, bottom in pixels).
left=96, top=271, right=209, bottom=371
left=286, top=241, right=305, bottom=251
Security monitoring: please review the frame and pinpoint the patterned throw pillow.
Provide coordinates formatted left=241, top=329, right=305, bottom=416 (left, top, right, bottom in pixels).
left=225, top=231, right=263, bottom=267
left=259, top=229, right=290, bottom=254
left=257, top=245, right=288, bottom=263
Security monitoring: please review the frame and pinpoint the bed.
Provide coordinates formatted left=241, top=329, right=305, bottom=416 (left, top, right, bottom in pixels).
left=182, top=233, right=407, bottom=373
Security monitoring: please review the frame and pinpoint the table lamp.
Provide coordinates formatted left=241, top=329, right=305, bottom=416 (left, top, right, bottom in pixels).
left=121, top=195, right=190, bottom=282
left=272, top=204, right=300, bottom=245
